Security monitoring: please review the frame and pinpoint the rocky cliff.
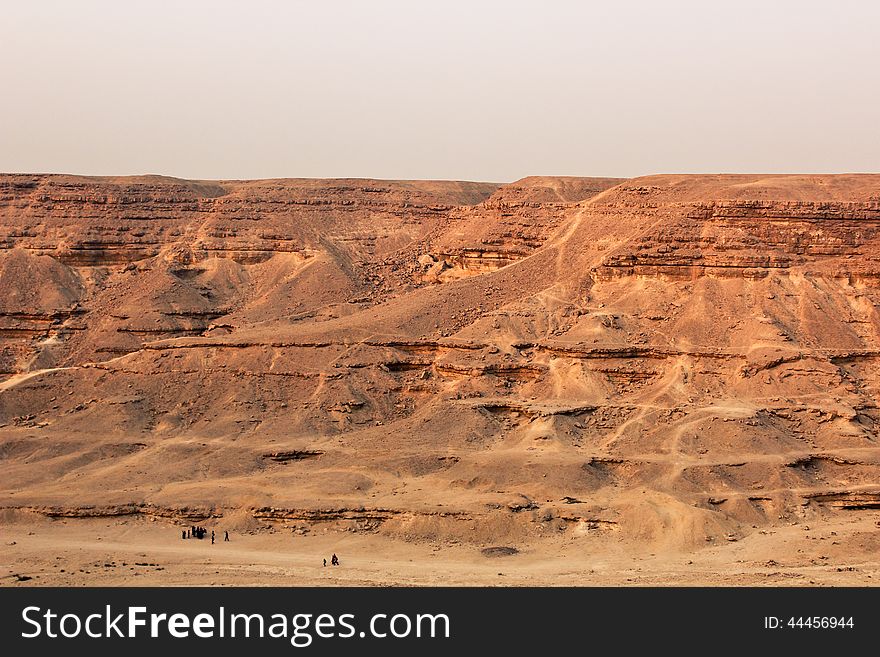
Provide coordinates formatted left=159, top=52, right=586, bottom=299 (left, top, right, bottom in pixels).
left=2, top=173, right=879, bottom=553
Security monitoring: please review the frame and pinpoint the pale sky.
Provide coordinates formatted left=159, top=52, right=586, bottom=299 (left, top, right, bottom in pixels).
left=1, top=0, right=878, bottom=182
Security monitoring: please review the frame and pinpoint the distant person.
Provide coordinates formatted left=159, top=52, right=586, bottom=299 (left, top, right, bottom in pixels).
left=224, top=531, right=229, bottom=542
left=331, top=554, right=339, bottom=566
left=182, top=530, right=186, bottom=540
left=323, top=558, right=327, bottom=567
left=211, top=530, right=215, bottom=545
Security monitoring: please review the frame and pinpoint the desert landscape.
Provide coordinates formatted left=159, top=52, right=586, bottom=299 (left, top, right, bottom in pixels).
left=2, top=172, right=880, bottom=586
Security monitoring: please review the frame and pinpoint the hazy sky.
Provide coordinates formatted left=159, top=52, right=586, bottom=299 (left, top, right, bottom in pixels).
left=2, top=1, right=878, bottom=181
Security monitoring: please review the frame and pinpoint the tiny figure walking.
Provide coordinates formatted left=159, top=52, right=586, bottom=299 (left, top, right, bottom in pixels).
left=211, top=530, right=215, bottom=545
left=323, top=558, right=327, bottom=567
left=224, top=531, right=229, bottom=542
left=331, top=553, right=339, bottom=566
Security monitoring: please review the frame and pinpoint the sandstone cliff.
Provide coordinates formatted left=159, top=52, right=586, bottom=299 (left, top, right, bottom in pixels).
left=2, top=173, right=879, bottom=553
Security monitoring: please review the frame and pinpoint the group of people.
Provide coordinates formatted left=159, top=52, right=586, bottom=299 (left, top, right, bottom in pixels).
left=180, top=527, right=339, bottom=566
left=181, top=526, right=229, bottom=545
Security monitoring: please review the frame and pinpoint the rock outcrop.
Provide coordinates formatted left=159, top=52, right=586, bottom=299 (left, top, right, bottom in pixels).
left=2, top=172, right=880, bottom=551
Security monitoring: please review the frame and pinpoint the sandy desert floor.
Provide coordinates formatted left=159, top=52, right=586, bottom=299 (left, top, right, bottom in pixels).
left=3, top=512, right=879, bottom=587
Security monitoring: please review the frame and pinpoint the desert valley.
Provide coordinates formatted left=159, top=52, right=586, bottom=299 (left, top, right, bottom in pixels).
left=2, top=172, right=879, bottom=585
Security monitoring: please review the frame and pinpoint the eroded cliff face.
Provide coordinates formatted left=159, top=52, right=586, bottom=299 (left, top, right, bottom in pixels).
left=2, top=173, right=879, bottom=552
left=0, top=175, right=501, bottom=372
